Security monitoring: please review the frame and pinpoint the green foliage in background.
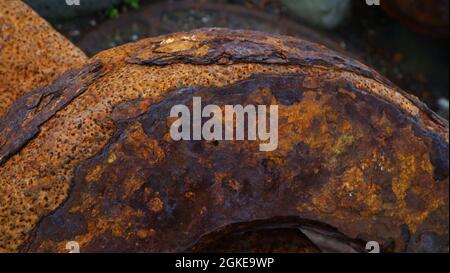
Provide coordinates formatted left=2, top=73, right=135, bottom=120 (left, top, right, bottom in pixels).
left=125, top=0, right=140, bottom=9
left=106, top=7, right=120, bottom=18
left=106, top=0, right=140, bottom=18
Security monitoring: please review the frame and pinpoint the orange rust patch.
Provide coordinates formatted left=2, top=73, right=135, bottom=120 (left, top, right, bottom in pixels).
left=0, top=0, right=87, bottom=117
left=147, top=198, right=164, bottom=213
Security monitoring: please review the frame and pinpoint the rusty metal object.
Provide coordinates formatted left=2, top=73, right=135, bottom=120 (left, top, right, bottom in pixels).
left=77, top=1, right=345, bottom=57
left=381, top=0, right=449, bottom=38
left=0, top=28, right=447, bottom=253
left=0, top=0, right=87, bottom=118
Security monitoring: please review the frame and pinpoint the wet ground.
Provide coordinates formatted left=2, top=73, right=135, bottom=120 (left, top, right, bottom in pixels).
left=45, top=0, right=448, bottom=119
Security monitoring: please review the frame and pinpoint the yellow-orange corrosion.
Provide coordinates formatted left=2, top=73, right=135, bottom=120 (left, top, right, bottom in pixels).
left=0, top=0, right=87, bottom=117
left=0, top=28, right=447, bottom=253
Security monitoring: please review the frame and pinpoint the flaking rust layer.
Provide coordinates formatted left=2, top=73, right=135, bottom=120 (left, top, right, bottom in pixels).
left=0, top=28, right=447, bottom=253
left=0, top=0, right=87, bottom=117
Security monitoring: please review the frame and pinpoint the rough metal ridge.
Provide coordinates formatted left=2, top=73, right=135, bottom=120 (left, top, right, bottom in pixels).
left=0, top=0, right=87, bottom=118
left=0, top=28, right=447, bottom=252
left=0, top=61, right=104, bottom=165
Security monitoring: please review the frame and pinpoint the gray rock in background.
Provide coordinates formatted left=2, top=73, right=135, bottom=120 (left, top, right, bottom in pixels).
left=282, top=0, right=351, bottom=29
left=437, top=98, right=449, bottom=120
left=24, top=0, right=123, bottom=19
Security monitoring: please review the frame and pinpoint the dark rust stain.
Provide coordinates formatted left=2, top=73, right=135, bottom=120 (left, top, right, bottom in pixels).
left=24, top=74, right=448, bottom=253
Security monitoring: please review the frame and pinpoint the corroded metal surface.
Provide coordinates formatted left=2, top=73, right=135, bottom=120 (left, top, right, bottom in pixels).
left=0, top=61, right=104, bottom=165
left=0, top=28, right=448, bottom=253
left=0, top=0, right=87, bottom=118
left=382, top=0, right=449, bottom=38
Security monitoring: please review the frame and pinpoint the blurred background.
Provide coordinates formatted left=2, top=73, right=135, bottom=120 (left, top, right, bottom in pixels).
left=24, top=0, right=449, bottom=119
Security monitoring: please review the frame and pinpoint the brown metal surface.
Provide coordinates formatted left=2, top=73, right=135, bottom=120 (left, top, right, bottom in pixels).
left=0, top=0, right=87, bottom=118
left=0, top=28, right=447, bottom=253
left=381, top=0, right=449, bottom=38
